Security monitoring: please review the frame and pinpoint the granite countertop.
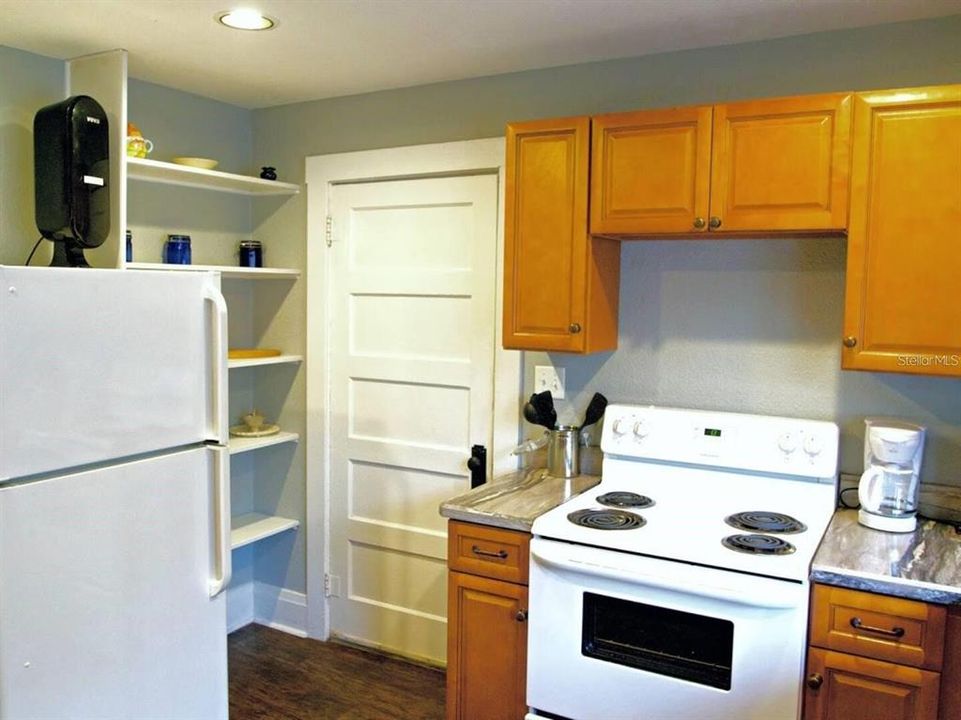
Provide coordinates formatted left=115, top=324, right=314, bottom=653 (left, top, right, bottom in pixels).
left=439, top=466, right=601, bottom=532
left=812, top=509, right=961, bottom=604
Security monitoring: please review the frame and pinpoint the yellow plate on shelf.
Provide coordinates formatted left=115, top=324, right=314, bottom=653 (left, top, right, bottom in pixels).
left=230, top=424, right=280, bottom=438
left=172, top=156, right=219, bottom=170
left=228, top=348, right=282, bottom=359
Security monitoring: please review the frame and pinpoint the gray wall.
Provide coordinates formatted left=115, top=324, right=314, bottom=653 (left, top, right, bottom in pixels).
left=4, top=15, right=958, bottom=599
left=0, top=45, right=64, bottom=264
left=252, top=14, right=961, bottom=534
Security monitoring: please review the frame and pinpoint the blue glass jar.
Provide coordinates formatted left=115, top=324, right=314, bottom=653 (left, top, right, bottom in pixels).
left=238, top=240, right=263, bottom=268
left=164, top=234, right=191, bottom=265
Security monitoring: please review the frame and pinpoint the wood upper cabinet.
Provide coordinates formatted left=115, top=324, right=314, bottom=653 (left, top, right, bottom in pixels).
left=710, top=93, right=852, bottom=232
left=590, top=93, right=852, bottom=235
left=503, top=117, right=620, bottom=353
left=841, top=85, right=961, bottom=376
left=591, top=106, right=713, bottom=234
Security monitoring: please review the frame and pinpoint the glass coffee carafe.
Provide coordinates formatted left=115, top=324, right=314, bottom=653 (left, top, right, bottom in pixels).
left=858, top=420, right=925, bottom=533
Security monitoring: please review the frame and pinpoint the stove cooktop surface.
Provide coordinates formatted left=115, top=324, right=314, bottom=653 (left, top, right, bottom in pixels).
left=530, top=464, right=836, bottom=582
left=530, top=404, right=841, bottom=582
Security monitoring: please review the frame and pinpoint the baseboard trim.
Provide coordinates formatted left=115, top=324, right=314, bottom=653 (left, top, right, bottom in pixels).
left=227, top=581, right=307, bottom=637
left=254, top=583, right=308, bottom=637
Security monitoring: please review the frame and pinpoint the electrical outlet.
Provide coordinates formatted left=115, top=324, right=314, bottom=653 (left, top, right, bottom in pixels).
left=534, top=365, right=566, bottom=400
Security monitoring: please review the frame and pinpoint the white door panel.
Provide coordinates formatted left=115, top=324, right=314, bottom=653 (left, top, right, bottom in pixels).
left=328, top=174, right=497, bottom=663
left=0, top=267, right=225, bottom=481
left=0, top=446, right=227, bottom=719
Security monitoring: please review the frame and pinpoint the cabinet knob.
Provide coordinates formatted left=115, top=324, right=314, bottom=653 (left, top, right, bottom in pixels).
left=807, top=673, right=823, bottom=690
left=693, top=217, right=706, bottom=229
left=843, top=336, right=858, bottom=348
left=569, top=323, right=582, bottom=334
left=709, top=216, right=722, bottom=229
left=515, top=610, right=528, bottom=623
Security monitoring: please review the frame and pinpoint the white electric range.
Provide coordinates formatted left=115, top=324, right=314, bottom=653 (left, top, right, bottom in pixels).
left=526, top=404, right=839, bottom=720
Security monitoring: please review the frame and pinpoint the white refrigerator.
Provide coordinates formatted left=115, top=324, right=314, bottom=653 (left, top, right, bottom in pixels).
left=0, top=266, right=230, bottom=719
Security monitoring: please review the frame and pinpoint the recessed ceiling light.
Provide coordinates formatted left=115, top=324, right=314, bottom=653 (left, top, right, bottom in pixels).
left=217, top=9, right=276, bottom=31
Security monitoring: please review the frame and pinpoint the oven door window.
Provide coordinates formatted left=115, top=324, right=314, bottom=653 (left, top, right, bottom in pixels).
left=582, top=592, right=734, bottom=690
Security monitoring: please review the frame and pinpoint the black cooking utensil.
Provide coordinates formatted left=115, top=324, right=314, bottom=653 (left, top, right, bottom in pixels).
left=580, top=392, right=608, bottom=430
left=523, top=401, right=541, bottom=426
left=530, top=390, right=557, bottom=430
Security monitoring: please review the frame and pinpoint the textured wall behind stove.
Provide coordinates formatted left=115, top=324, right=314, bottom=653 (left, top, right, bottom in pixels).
left=528, top=238, right=961, bottom=490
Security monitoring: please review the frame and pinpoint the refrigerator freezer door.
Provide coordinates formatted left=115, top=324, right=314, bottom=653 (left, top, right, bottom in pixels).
left=0, top=446, right=228, bottom=719
left=0, top=267, right=227, bottom=481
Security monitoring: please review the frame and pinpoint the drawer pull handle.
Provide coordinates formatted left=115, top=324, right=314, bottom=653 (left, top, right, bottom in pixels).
left=516, top=610, right=528, bottom=622
left=850, top=617, right=905, bottom=638
left=471, top=545, right=508, bottom=560
left=807, top=673, right=823, bottom=690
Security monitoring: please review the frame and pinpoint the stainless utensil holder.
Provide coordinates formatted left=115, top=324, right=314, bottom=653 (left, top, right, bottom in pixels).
left=547, top=426, right=580, bottom=478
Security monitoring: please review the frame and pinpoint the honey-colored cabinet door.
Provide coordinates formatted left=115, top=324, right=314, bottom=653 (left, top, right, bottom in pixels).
left=804, top=648, right=940, bottom=720
left=446, top=571, right=528, bottom=720
left=841, top=85, right=961, bottom=376
left=710, top=93, right=852, bottom=232
left=590, top=106, right=713, bottom=235
left=939, top=607, right=961, bottom=720
left=503, top=117, right=620, bottom=353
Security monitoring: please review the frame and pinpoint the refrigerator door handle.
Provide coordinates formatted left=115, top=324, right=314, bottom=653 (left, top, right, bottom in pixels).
left=203, top=279, right=229, bottom=445
left=209, top=445, right=232, bottom=598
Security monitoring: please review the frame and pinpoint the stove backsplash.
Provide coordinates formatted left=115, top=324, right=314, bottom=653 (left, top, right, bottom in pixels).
left=522, top=239, right=961, bottom=501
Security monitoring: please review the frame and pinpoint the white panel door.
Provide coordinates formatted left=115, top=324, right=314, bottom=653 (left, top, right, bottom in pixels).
left=0, top=266, right=228, bottom=481
left=0, top=446, right=228, bottom=720
left=328, top=174, right=497, bottom=663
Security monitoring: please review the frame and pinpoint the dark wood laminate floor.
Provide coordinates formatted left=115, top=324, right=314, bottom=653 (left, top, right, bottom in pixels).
left=229, top=624, right=446, bottom=720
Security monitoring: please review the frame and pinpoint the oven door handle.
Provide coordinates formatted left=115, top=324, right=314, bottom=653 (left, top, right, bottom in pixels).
left=530, top=541, right=804, bottom=609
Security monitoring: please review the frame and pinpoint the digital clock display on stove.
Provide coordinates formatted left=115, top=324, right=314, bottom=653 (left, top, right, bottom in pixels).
left=704, top=428, right=722, bottom=437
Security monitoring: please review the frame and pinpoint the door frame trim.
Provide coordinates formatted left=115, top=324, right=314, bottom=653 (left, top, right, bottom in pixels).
left=304, top=138, right=520, bottom=640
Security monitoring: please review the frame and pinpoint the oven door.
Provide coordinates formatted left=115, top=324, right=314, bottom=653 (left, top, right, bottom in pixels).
left=527, top=537, right=809, bottom=720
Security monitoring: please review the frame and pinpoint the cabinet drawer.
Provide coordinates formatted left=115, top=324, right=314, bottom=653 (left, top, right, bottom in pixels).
left=811, top=585, right=947, bottom=670
left=448, top=520, right=530, bottom=584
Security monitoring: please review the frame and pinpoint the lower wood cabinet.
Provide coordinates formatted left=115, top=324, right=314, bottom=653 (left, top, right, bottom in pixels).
left=805, top=647, right=940, bottom=720
left=805, top=584, right=956, bottom=720
left=446, top=521, right=530, bottom=720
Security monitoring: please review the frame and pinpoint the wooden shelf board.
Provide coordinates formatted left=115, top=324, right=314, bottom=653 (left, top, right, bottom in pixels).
left=228, top=354, right=303, bottom=369
left=231, top=513, right=300, bottom=550
left=127, top=157, right=300, bottom=196
left=125, top=262, right=300, bottom=279
left=229, top=431, right=299, bottom=455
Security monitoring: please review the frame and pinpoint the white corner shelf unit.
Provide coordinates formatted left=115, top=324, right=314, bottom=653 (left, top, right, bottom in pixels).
left=71, top=49, right=305, bottom=632
left=229, top=431, right=299, bottom=455
left=127, top=157, right=300, bottom=196
left=230, top=513, right=300, bottom=550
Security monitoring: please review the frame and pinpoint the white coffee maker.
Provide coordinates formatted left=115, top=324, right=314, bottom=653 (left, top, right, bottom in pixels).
left=858, top=418, right=926, bottom=532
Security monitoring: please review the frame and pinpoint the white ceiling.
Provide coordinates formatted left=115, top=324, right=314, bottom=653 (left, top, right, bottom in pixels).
left=0, top=0, right=958, bottom=109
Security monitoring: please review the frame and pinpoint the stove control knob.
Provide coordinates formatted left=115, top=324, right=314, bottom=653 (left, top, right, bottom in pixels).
left=803, top=434, right=823, bottom=457
left=632, top=421, right=649, bottom=440
left=612, top=417, right=631, bottom=436
left=778, top=433, right=797, bottom=455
